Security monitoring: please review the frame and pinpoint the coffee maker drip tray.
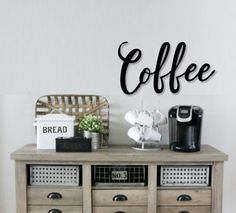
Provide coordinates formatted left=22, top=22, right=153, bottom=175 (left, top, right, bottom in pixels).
left=170, top=142, right=199, bottom=152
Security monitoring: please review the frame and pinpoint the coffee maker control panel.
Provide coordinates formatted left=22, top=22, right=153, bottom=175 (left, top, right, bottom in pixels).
left=177, top=106, right=192, bottom=122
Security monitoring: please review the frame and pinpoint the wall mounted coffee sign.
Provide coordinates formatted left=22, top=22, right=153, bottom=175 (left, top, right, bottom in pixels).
left=118, top=41, right=216, bottom=95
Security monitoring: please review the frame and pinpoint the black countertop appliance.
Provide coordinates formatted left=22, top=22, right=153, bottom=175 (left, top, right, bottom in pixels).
left=168, top=105, right=203, bottom=152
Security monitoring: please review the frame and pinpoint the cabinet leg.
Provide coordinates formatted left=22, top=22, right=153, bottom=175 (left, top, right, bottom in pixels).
left=212, top=162, right=224, bottom=213
left=83, top=164, right=92, bottom=213
left=148, top=165, right=157, bottom=213
left=15, top=161, right=27, bottom=213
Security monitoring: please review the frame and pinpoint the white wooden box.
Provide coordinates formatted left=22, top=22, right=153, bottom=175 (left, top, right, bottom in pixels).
left=34, top=114, right=75, bottom=149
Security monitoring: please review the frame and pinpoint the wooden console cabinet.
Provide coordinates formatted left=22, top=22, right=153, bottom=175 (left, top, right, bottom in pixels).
left=11, top=144, right=228, bottom=213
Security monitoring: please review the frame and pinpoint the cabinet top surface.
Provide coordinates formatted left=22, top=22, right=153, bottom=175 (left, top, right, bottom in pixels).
left=11, top=144, right=228, bottom=163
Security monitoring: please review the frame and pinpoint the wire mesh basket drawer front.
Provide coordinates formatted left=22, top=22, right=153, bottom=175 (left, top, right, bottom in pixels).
left=29, top=165, right=81, bottom=186
left=93, top=165, right=148, bottom=186
left=160, top=166, right=210, bottom=187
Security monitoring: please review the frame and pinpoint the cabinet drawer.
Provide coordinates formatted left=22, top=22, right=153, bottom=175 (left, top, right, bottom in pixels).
left=157, top=206, right=211, bottom=213
left=27, top=186, right=82, bottom=205
left=93, top=189, right=147, bottom=206
left=28, top=206, right=82, bottom=213
left=93, top=206, right=147, bottom=213
left=157, top=189, right=211, bottom=206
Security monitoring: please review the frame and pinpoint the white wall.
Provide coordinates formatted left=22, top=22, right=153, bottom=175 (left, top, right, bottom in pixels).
left=0, top=0, right=235, bottom=212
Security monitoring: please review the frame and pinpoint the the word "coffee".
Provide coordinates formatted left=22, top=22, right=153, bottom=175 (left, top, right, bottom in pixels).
left=118, top=41, right=216, bottom=94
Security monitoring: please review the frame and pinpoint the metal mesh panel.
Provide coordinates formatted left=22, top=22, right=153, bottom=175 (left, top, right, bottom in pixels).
left=160, top=165, right=210, bottom=186
left=29, top=165, right=81, bottom=186
left=93, top=165, right=147, bottom=186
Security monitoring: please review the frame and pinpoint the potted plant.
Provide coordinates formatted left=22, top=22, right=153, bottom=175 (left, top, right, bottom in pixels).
left=79, top=115, right=102, bottom=149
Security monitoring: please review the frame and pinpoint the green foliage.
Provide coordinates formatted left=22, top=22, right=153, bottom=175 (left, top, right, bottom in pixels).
left=79, top=115, right=102, bottom=133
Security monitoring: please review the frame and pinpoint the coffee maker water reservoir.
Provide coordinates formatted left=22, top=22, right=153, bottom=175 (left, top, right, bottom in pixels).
left=168, top=105, right=203, bottom=152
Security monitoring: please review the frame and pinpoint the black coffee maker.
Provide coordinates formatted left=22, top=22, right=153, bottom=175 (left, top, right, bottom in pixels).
left=168, top=105, right=203, bottom=152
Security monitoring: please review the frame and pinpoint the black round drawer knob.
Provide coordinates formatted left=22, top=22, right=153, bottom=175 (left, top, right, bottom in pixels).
left=177, top=194, right=192, bottom=201
left=48, top=209, right=62, bottom=213
left=113, top=194, right=128, bottom=201
left=115, top=211, right=126, bottom=213
left=179, top=211, right=190, bottom=213
left=47, top=192, right=63, bottom=199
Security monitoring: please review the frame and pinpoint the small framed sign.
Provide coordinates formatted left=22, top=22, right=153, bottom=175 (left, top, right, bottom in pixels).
left=111, top=171, right=128, bottom=181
